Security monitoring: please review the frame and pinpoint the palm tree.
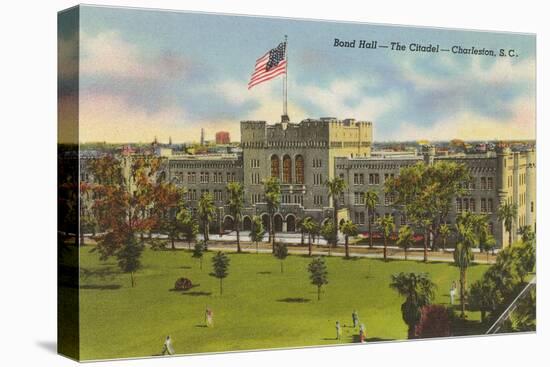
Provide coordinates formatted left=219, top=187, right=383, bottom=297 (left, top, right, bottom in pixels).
left=302, top=217, right=317, bottom=256
left=264, top=177, right=281, bottom=251
left=377, top=215, right=395, bottom=261
left=497, top=202, right=518, bottom=247
left=325, top=177, right=347, bottom=247
left=364, top=191, right=379, bottom=248
left=397, top=225, right=415, bottom=260
left=439, top=223, right=451, bottom=252
left=340, top=220, right=358, bottom=258
left=226, top=182, right=244, bottom=253
left=389, top=272, right=436, bottom=339
left=453, top=212, right=487, bottom=317
left=198, top=192, right=216, bottom=249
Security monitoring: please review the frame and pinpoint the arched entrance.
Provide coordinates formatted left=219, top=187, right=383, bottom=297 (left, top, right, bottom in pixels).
left=286, top=215, right=296, bottom=232
left=274, top=214, right=283, bottom=233
left=242, top=216, right=252, bottom=231
left=223, top=216, right=235, bottom=231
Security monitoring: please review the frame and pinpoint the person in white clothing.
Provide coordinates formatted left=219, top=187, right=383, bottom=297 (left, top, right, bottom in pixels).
left=162, top=335, right=175, bottom=355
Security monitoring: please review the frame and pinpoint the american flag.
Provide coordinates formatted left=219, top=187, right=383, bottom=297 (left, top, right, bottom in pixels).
left=248, top=42, right=287, bottom=89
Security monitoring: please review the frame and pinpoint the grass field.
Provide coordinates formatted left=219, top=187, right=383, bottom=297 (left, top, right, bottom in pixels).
left=78, top=247, right=489, bottom=360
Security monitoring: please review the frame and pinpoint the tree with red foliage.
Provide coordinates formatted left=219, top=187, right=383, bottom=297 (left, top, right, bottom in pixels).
left=88, top=155, right=179, bottom=285
left=415, top=304, right=451, bottom=338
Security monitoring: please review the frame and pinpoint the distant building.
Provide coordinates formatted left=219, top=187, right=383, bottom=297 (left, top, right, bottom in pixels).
left=200, top=128, right=205, bottom=146
left=216, top=131, right=231, bottom=145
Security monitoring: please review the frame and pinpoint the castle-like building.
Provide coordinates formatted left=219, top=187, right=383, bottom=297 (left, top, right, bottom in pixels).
left=161, top=117, right=536, bottom=248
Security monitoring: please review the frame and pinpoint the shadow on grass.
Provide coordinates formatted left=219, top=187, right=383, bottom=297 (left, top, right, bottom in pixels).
left=180, top=266, right=192, bottom=269
left=342, top=256, right=361, bottom=261
left=277, top=297, right=311, bottom=303
left=182, top=291, right=212, bottom=297
left=257, top=271, right=272, bottom=275
left=80, top=267, right=120, bottom=280
left=194, top=324, right=208, bottom=328
left=80, top=284, right=122, bottom=290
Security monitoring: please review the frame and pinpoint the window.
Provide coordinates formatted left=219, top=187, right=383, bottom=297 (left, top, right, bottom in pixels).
left=481, top=198, right=487, bottom=213
left=283, top=155, right=292, bottom=183
left=481, top=177, right=487, bottom=190
left=295, top=155, right=304, bottom=184
left=456, top=198, right=462, bottom=212
left=384, top=193, right=394, bottom=206
left=531, top=201, right=534, bottom=213
left=271, top=155, right=280, bottom=178
left=489, top=222, right=494, bottom=235
left=470, top=198, right=476, bottom=212
left=488, top=198, right=493, bottom=213
left=487, top=177, right=494, bottom=190
left=314, top=195, right=324, bottom=205
left=463, top=198, right=469, bottom=212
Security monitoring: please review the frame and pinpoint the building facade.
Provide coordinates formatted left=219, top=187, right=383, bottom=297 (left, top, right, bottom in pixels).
left=81, top=117, right=535, bottom=248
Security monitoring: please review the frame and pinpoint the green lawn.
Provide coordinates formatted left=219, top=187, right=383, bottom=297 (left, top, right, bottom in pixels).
left=78, top=247, right=489, bottom=360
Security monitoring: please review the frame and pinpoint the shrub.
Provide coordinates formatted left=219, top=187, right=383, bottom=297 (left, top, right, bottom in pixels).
left=415, top=304, right=451, bottom=338
left=174, top=277, right=193, bottom=291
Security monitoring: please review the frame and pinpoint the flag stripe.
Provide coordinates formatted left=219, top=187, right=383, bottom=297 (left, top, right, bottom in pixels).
left=249, top=62, right=286, bottom=83
left=248, top=62, right=286, bottom=88
left=248, top=41, right=287, bottom=90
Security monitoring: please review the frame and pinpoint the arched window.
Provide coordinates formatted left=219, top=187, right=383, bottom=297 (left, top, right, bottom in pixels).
left=271, top=155, right=280, bottom=178
left=295, top=155, right=304, bottom=184
left=283, top=155, right=292, bottom=183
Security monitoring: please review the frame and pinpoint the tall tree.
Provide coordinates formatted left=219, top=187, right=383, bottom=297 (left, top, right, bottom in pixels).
left=88, top=155, right=172, bottom=281
left=249, top=216, right=266, bottom=254
left=497, top=202, right=518, bottom=247
left=377, top=215, right=395, bottom=262
left=385, top=161, right=469, bottom=262
left=177, top=207, right=199, bottom=249
left=389, top=272, right=436, bottom=339
left=364, top=191, right=379, bottom=248
left=397, top=225, right=415, bottom=260
left=453, top=212, right=487, bottom=317
left=264, top=177, right=281, bottom=250
left=320, top=221, right=337, bottom=256
left=116, top=235, right=144, bottom=288
left=192, top=241, right=206, bottom=270
left=308, top=257, right=329, bottom=301
left=302, top=217, right=318, bottom=256
left=438, top=223, right=451, bottom=252
left=211, top=251, right=230, bottom=295
left=325, top=177, right=347, bottom=247
left=226, top=182, right=244, bottom=253
left=273, top=242, right=289, bottom=273
left=198, top=192, right=216, bottom=250
left=340, top=220, right=358, bottom=258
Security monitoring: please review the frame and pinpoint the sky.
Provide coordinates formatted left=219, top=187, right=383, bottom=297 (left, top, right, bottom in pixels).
left=64, top=5, right=536, bottom=143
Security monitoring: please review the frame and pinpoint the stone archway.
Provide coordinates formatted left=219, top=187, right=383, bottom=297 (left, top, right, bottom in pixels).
left=242, top=216, right=252, bottom=231
left=274, top=214, right=283, bottom=233
left=223, top=216, right=235, bottom=231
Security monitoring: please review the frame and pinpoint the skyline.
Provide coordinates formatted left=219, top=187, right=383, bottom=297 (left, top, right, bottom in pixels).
left=62, top=6, right=536, bottom=143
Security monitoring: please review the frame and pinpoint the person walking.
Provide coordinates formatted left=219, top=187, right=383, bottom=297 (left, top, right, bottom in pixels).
left=205, top=307, right=214, bottom=327
left=161, top=335, right=175, bottom=355
left=352, top=310, right=359, bottom=328
left=336, top=321, right=341, bottom=340
left=450, top=281, right=456, bottom=305
left=359, top=324, right=366, bottom=343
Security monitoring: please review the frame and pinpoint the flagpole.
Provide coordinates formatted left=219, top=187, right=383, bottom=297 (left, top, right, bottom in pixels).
left=282, top=34, right=289, bottom=122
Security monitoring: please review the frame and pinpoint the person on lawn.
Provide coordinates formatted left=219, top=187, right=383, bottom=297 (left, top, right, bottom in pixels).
left=336, top=321, right=341, bottom=340
left=205, top=307, right=214, bottom=327
left=359, top=324, right=366, bottom=343
left=352, top=310, right=359, bottom=328
left=161, top=335, right=175, bottom=355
